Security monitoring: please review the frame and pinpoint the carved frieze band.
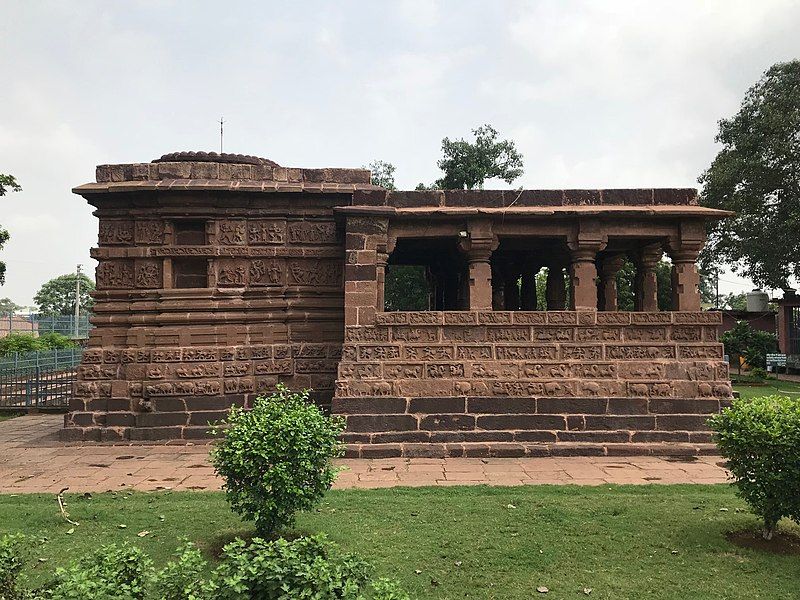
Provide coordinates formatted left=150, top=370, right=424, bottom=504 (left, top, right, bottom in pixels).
left=216, top=259, right=342, bottom=288
left=96, top=259, right=163, bottom=289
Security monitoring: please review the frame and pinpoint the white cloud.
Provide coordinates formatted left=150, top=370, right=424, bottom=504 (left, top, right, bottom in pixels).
left=1, top=0, right=799, bottom=302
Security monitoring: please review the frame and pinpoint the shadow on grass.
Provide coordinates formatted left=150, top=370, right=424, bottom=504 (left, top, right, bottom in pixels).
left=203, top=527, right=318, bottom=559
left=726, top=527, right=800, bottom=556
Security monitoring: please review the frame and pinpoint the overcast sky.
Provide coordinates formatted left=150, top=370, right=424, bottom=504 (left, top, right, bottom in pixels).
left=2, top=0, right=799, bottom=306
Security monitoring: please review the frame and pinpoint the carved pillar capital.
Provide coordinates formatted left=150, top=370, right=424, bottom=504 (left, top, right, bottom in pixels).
left=458, top=235, right=499, bottom=263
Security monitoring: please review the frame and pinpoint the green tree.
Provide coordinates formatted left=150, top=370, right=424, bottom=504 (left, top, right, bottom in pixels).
left=365, top=160, right=396, bottom=190
left=721, top=292, right=748, bottom=311
left=384, top=265, right=429, bottom=311
left=34, top=273, right=95, bottom=316
left=700, top=61, right=800, bottom=289
left=432, top=124, right=524, bottom=190
left=722, top=320, right=778, bottom=373
left=613, top=259, right=673, bottom=311
left=0, top=174, right=22, bottom=286
left=0, top=298, right=21, bottom=315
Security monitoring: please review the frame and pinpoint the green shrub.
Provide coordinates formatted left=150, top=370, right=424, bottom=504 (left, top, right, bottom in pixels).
left=368, top=578, right=412, bottom=600
left=0, top=534, right=29, bottom=600
left=0, top=534, right=412, bottom=600
left=150, top=542, right=211, bottom=600
left=0, top=333, right=77, bottom=357
left=36, top=333, right=77, bottom=350
left=210, top=385, right=345, bottom=536
left=749, top=366, right=768, bottom=381
left=709, top=395, right=800, bottom=539
left=46, top=543, right=152, bottom=600
left=212, top=535, right=370, bottom=600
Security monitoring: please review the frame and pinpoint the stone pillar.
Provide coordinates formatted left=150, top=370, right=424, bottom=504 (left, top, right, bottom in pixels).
left=520, top=259, right=539, bottom=311
left=569, top=249, right=599, bottom=310
left=545, top=266, right=566, bottom=310
left=667, top=222, right=705, bottom=312
left=568, top=220, right=607, bottom=311
left=670, top=251, right=702, bottom=311
left=458, top=221, right=497, bottom=311
left=375, top=250, right=388, bottom=312
left=597, top=254, right=625, bottom=311
left=633, top=243, right=662, bottom=312
left=343, top=216, right=386, bottom=326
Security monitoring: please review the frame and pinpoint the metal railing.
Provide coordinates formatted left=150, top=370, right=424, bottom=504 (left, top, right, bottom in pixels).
left=0, top=348, right=84, bottom=374
left=790, top=307, right=800, bottom=355
left=0, top=348, right=84, bottom=410
left=0, top=313, right=92, bottom=339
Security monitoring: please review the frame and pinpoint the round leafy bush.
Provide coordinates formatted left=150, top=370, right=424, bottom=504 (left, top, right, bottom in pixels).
left=210, top=385, right=345, bottom=536
left=709, top=395, right=800, bottom=539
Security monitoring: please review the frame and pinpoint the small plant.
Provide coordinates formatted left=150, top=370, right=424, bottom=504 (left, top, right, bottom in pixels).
left=709, top=395, right=800, bottom=539
left=150, top=541, right=211, bottom=600
left=749, top=367, right=768, bottom=381
left=0, top=534, right=412, bottom=600
left=212, top=535, right=370, bottom=599
left=46, top=543, right=152, bottom=599
left=368, top=578, right=412, bottom=600
left=210, top=384, right=345, bottom=536
left=0, top=534, right=29, bottom=600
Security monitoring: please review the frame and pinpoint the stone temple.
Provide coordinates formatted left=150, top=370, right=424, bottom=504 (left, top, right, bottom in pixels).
left=63, top=151, right=734, bottom=457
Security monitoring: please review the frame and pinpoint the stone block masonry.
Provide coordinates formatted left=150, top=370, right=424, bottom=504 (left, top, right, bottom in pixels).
left=334, top=310, right=730, bottom=457
left=63, top=150, right=734, bottom=455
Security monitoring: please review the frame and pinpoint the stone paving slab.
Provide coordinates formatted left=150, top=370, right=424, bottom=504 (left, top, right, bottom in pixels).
left=0, top=415, right=731, bottom=493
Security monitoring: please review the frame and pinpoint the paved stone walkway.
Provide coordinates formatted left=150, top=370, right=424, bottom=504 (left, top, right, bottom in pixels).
left=0, top=415, right=731, bottom=493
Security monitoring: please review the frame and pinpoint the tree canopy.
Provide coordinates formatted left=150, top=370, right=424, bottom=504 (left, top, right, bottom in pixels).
left=700, top=60, right=800, bottom=289
left=365, top=160, right=396, bottom=190
left=0, top=297, right=21, bottom=315
left=417, top=124, right=524, bottom=190
left=0, top=173, right=22, bottom=286
left=34, top=273, right=95, bottom=315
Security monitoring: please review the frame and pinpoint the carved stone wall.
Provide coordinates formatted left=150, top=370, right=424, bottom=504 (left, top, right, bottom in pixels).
left=333, top=310, right=731, bottom=457
left=64, top=193, right=349, bottom=441
left=66, top=158, right=732, bottom=452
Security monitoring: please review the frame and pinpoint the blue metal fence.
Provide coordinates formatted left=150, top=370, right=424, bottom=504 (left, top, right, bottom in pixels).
left=0, top=348, right=84, bottom=374
left=0, top=313, right=92, bottom=339
left=0, top=348, right=84, bottom=410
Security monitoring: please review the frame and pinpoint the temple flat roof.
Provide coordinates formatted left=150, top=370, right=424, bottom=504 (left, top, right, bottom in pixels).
left=335, top=204, right=733, bottom=219
left=73, top=156, right=729, bottom=215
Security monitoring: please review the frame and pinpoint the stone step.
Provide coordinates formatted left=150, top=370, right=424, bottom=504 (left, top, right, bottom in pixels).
left=344, top=441, right=719, bottom=459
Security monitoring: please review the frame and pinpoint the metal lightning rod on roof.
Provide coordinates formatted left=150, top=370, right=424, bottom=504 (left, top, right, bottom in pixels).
left=219, top=117, right=224, bottom=154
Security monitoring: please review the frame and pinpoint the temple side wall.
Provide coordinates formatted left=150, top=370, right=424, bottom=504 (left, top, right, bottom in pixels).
left=332, top=310, right=731, bottom=457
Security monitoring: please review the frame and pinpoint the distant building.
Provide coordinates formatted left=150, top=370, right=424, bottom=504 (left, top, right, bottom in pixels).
left=0, top=315, right=38, bottom=338
left=776, top=289, right=800, bottom=372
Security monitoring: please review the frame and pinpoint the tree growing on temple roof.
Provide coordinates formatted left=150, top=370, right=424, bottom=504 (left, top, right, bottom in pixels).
left=418, top=124, right=524, bottom=190
left=364, top=160, right=396, bottom=190
left=700, top=60, right=800, bottom=290
left=0, top=173, right=22, bottom=286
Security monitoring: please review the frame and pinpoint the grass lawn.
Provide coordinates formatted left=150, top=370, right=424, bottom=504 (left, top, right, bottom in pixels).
left=2, top=486, right=799, bottom=599
left=732, top=377, right=800, bottom=400
left=0, top=412, right=22, bottom=422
